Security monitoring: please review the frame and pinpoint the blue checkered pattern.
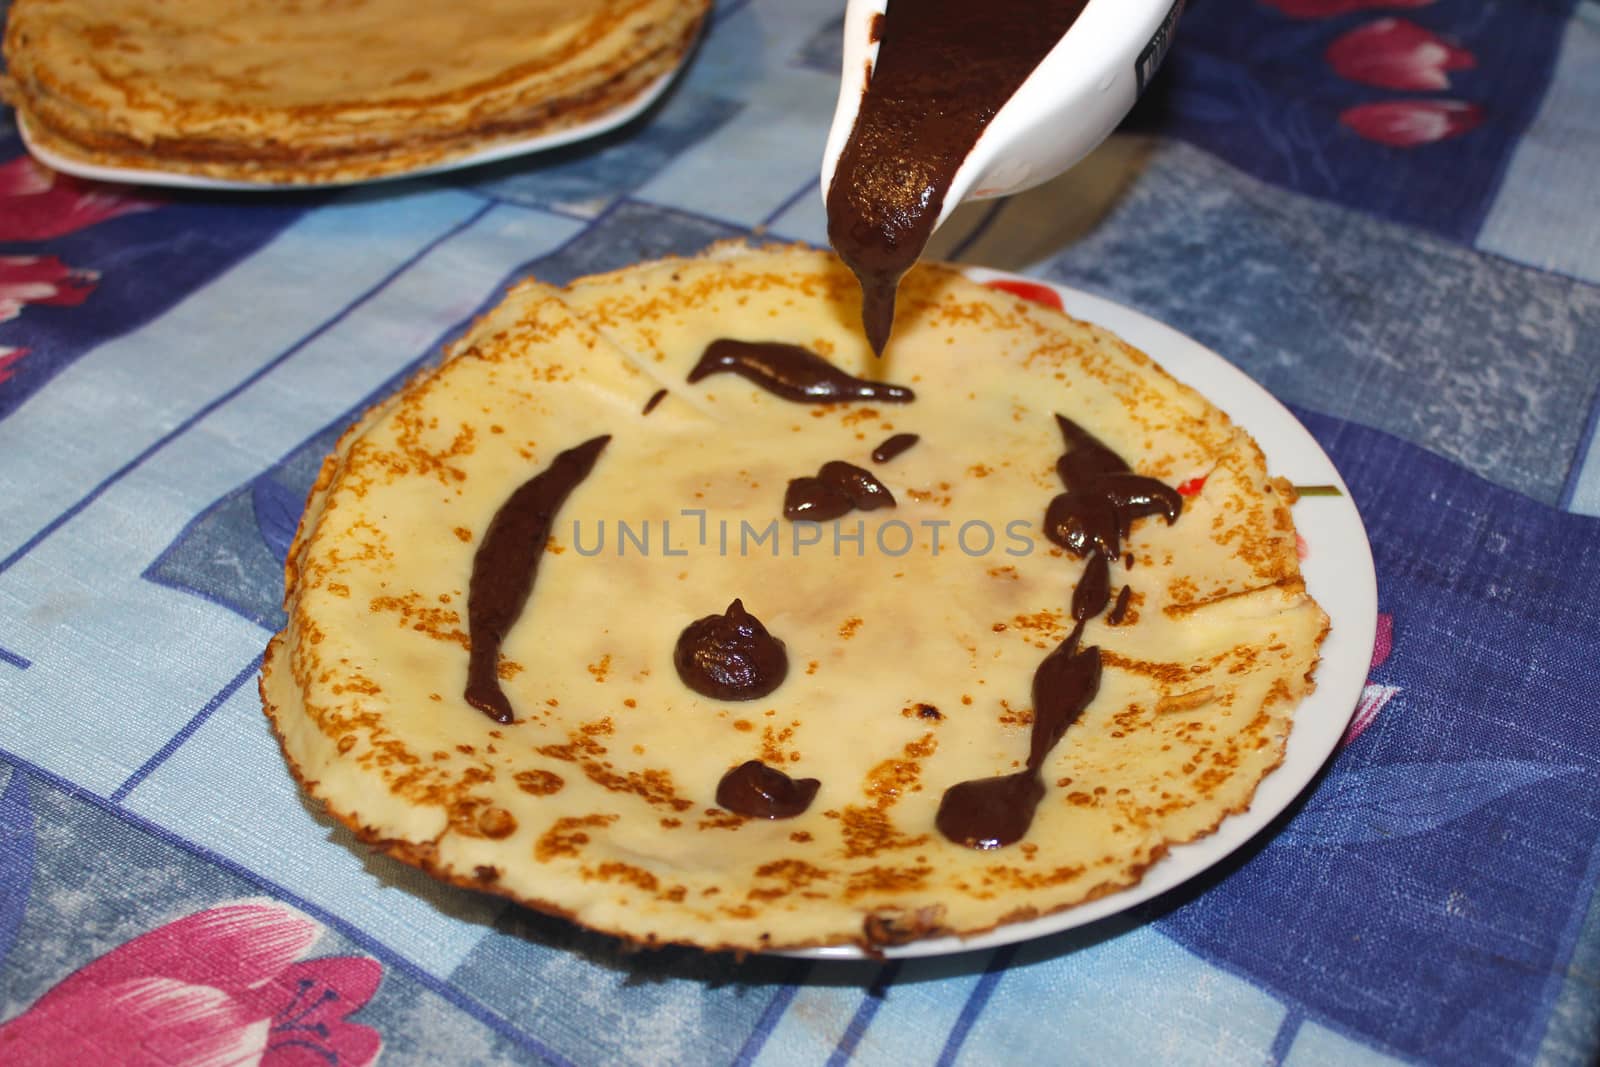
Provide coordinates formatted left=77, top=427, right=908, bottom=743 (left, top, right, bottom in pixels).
left=2, top=0, right=1598, bottom=1063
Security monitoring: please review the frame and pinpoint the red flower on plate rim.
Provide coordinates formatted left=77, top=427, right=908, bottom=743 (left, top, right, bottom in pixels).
left=982, top=277, right=1065, bottom=312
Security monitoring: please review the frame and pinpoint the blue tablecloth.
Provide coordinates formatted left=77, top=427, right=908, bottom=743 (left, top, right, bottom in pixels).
left=2, top=0, right=1597, bottom=1064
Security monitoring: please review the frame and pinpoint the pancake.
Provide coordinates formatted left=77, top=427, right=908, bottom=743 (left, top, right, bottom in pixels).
left=260, top=244, right=1327, bottom=952
left=1, top=0, right=709, bottom=184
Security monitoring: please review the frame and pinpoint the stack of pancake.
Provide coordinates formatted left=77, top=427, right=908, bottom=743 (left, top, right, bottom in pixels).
left=2, top=0, right=709, bottom=183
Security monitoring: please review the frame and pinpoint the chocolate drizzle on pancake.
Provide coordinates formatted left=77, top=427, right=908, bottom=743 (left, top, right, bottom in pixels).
left=785, top=460, right=896, bottom=521
left=936, top=621, right=1099, bottom=849
left=1071, top=549, right=1111, bottom=622
left=1044, top=414, right=1182, bottom=561
left=465, top=435, right=610, bottom=723
left=688, top=339, right=914, bottom=403
left=674, top=599, right=790, bottom=701
left=936, top=415, right=1181, bottom=849
left=642, top=388, right=669, bottom=415
left=716, top=759, right=821, bottom=819
left=826, top=0, right=1091, bottom=354
left=871, top=432, right=919, bottom=463
left=1107, top=584, right=1133, bottom=625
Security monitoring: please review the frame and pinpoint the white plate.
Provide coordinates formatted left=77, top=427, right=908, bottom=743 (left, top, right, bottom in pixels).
left=789, top=271, right=1378, bottom=961
left=17, top=65, right=680, bottom=191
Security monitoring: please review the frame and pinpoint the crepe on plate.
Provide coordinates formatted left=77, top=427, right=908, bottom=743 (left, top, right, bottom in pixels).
left=1, top=0, right=708, bottom=184
left=260, top=244, right=1327, bottom=952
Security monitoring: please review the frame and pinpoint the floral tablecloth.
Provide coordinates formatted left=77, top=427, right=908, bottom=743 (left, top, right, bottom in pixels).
left=2, top=0, right=1598, bottom=1064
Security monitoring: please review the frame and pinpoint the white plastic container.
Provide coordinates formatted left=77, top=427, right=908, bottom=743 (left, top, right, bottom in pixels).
left=821, top=0, right=1186, bottom=232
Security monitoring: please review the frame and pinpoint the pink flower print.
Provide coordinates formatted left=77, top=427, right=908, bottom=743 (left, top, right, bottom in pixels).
left=260, top=957, right=382, bottom=1066
left=0, top=901, right=382, bottom=1067
left=0, top=347, right=27, bottom=385
left=0, top=155, right=157, bottom=241
left=1327, top=19, right=1475, bottom=90
left=1260, top=0, right=1433, bottom=19
left=1369, top=611, right=1393, bottom=671
left=1343, top=612, right=1396, bottom=745
left=0, top=255, right=98, bottom=323
left=1340, top=99, right=1484, bottom=146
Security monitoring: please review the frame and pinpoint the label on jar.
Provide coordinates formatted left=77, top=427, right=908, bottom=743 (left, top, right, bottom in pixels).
left=1136, top=0, right=1186, bottom=97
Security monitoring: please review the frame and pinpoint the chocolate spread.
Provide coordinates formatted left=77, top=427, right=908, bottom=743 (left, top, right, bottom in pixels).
left=826, top=0, right=1092, bottom=353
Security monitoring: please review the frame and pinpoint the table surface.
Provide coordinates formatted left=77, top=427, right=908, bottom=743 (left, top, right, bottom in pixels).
left=2, top=1, right=1598, bottom=1065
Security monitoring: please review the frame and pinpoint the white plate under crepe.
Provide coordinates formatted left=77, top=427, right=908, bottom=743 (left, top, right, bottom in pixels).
left=788, top=270, right=1377, bottom=961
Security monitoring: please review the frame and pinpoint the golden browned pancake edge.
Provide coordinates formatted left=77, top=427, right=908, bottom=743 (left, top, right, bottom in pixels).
left=260, top=243, right=1328, bottom=953
left=3, top=0, right=709, bottom=183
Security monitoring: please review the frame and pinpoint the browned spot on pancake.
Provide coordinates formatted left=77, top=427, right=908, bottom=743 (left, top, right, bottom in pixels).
left=588, top=654, right=612, bottom=682
left=536, top=814, right=616, bottom=862
left=839, top=617, right=863, bottom=639
left=997, top=699, right=1033, bottom=728
left=368, top=591, right=467, bottom=648
left=840, top=407, right=880, bottom=426
left=454, top=526, right=472, bottom=542
left=839, top=734, right=936, bottom=858
left=761, top=722, right=799, bottom=764
left=698, top=809, right=746, bottom=831
left=585, top=861, right=659, bottom=893
left=848, top=864, right=932, bottom=897
left=476, top=806, right=517, bottom=839
left=748, top=859, right=833, bottom=901
left=1099, top=651, right=1198, bottom=686
left=905, top=482, right=953, bottom=506
left=1009, top=609, right=1067, bottom=643
left=514, top=769, right=564, bottom=796
left=979, top=864, right=1089, bottom=891
left=329, top=672, right=381, bottom=697
left=536, top=720, right=693, bottom=813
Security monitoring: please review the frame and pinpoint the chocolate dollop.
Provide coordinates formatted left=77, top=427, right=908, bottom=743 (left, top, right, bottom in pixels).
left=716, top=760, right=821, bottom=819
left=784, top=459, right=896, bottom=521
left=674, top=599, right=789, bottom=701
